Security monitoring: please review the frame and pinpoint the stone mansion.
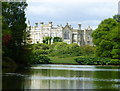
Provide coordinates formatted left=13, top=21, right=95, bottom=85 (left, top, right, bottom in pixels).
left=26, top=21, right=93, bottom=46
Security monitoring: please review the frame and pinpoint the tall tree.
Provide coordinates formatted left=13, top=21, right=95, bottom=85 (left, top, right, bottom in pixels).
left=92, top=17, right=120, bottom=59
left=2, top=1, right=29, bottom=64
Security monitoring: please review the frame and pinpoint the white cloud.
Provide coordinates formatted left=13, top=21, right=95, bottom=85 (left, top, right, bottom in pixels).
left=26, top=0, right=119, bottom=29
left=27, top=0, right=118, bottom=3
left=27, top=6, right=62, bottom=16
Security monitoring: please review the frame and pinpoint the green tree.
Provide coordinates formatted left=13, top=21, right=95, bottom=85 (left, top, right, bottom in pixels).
left=2, top=2, right=29, bottom=64
left=110, top=26, right=120, bottom=59
left=43, top=36, right=52, bottom=44
left=66, top=43, right=82, bottom=56
left=92, top=17, right=120, bottom=59
left=81, top=45, right=95, bottom=56
left=32, top=43, right=50, bottom=55
left=53, top=37, right=62, bottom=43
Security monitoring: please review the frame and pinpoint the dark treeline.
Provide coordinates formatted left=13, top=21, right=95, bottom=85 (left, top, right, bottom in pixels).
left=2, top=1, right=31, bottom=68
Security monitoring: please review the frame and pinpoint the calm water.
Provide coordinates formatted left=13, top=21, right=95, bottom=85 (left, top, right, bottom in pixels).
left=2, top=64, right=120, bottom=90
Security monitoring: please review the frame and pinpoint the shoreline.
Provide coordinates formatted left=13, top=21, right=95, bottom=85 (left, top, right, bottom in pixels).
left=34, top=63, right=120, bottom=66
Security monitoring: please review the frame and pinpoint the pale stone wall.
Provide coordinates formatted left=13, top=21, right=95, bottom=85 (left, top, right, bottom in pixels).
left=27, top=22, right=93, bottom=46
left=84, top=26, right=93, bottom=46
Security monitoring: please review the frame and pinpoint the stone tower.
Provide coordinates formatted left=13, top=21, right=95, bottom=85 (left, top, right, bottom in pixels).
left=118, top=1, right=120, bottom=15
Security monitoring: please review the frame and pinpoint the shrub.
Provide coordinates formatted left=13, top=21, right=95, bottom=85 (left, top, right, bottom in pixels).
left=108, top=59, right=120, bottom=65
left=53, top=37, right=62, bottom=43
left=36, top=55, right=51, bottom=64
left=32, top=43, right=49, bottom=50
left=30, top=52, right=51, bottom=64
left=80, top=45, right=95, bottom=55
left=33, top=49, right=50, bottom=55
left=49, top=42, right=68, bottom=56
left=75, top=57, right=111, bottom=65
left=43, top=37, right=52, bottom=44
left=49, top=42, right=82, bottom=56
left=65, top=43, right=82, bottom=56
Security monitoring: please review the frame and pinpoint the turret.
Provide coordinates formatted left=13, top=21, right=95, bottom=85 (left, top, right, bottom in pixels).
left=78, top=24, right=81, bottom=30
left=49, top=22, right=53, bottom=27
left=35, top=23, right=38, bottom=27
left=49, top=22, right=52, bottom=24
left=40, top=22, right=44, bottom=25
left=118, top=1, right=120, bottom=15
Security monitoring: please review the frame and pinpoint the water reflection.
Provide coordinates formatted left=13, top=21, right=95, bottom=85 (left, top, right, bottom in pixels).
left=2, top=64, right=120, bottom=89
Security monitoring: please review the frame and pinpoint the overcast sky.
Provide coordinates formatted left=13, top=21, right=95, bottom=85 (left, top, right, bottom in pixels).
left=26, top=0, right=119, bottom=29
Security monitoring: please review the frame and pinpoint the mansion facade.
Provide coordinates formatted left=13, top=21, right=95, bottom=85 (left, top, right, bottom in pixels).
left=27, top=22, right=93, bottom=46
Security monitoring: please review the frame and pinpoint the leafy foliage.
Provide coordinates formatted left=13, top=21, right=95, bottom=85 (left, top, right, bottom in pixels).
left=92, top=17, right=120, bottom=59
left=2, top=2, right=31, bottom=65
left=53, top=37, right=62, bottom=43
left=32, top=43, right=50, bottom=55
left=30, top=53, right=51, bottom=64
left=43, top=37, right=52, bottom=44
left=75, top=57, right=120, bottom=65
left=29, top=43, right=51, bottom=64
left=49, top=42, right=95, bottom=57
left=80, top=45, right=95, bottom=55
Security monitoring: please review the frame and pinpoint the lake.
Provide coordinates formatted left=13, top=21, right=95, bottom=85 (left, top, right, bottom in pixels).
left=2, top=64, right=120, bottom=90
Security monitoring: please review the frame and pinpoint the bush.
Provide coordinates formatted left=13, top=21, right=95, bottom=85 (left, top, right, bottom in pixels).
left=65, top=43, right=82, bottom=56
left=80, top=45, right=95, bottom=55
left=75, top=57, right=111, bottom=65
left=49, top=42, right=82, bottom=56
left=43, top=37, right=52, bottom=44
left=36, top=55, right=51, bottom=64
left=30, top=52, right=51, bottom=64
left=32, top=43, right=49, bottom=50
left=33, top=49, right=50, bottom=55
left=49, top=42, right=68, bottom=56
left=108, top=59, right=120, bottom=65
left=53, top=37, right=62, bottom=43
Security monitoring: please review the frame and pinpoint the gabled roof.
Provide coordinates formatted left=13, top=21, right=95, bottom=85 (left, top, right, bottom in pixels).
left=63, top=23, right=73, bottom=30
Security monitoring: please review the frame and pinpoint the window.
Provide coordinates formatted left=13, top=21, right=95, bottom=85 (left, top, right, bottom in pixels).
left=64, top=32, right=67, bottom=39
left=64, top=31, right=69, bottom=39
left=87, top=41, right=90, bottom=44
left=88, top=35, right=90, bottom=39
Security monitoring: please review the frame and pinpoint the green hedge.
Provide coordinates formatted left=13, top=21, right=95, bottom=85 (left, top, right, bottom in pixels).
left=108, top=59, right=120, bottom=65
left=49, top=42, right=82, bottom=56
left=30, top=52, right=51, bottom=64
left=75, top=57, right=120, bottom=65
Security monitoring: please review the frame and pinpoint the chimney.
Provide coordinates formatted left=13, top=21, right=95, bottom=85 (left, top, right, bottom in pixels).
left=40, top=22, right=44, bottom=27
left=40, top=22, right=44, bottom=25
left=78, top=24, right=81, bottom=30
left=49, top=22, right=52, bottom=27
left=49, top=22, right=52, bottom=24
left=35, top=23, right=38, bottom=27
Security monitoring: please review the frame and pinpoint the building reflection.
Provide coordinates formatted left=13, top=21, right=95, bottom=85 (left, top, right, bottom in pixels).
left=23, top=68, right=94, bottom=89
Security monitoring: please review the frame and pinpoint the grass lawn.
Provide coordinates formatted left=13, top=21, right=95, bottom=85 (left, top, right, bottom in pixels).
left=49, top=56, right=80, bottom=64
